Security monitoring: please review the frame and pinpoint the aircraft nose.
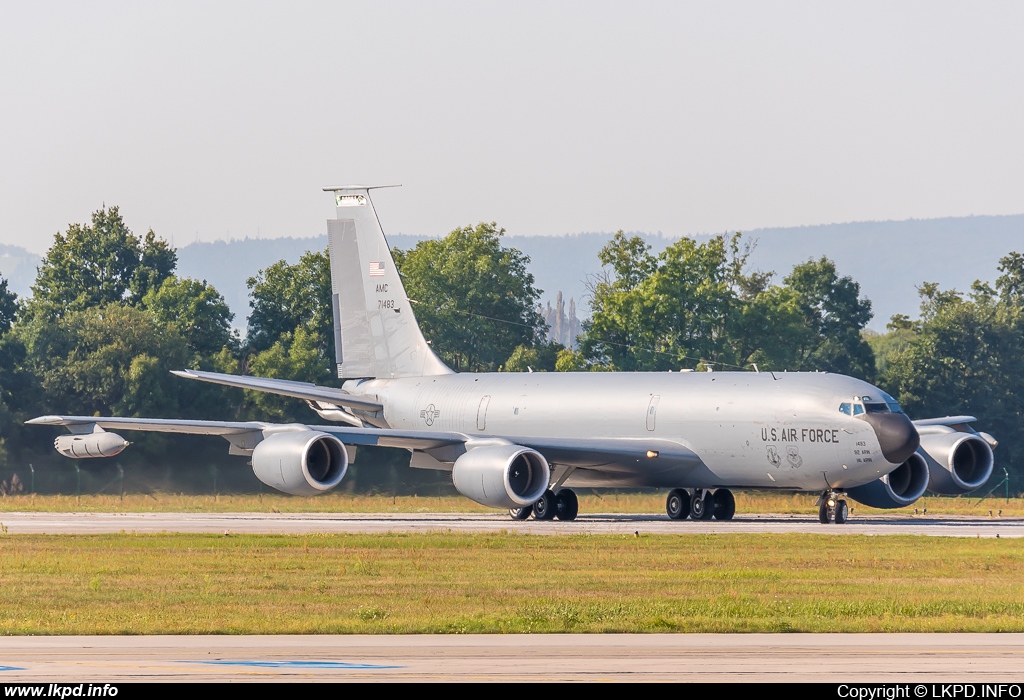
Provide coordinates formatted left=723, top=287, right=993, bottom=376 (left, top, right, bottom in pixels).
left=859, top=412, right=920, bottom=465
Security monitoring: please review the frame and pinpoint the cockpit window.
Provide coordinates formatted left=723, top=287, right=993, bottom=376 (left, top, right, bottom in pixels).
left=864, top=402, right=890, bottom=413
left=880, top=391, right=904, bottom=413
left=839, top=403, right=852, bottom=415
left=852, top=403, right=864, bottom=416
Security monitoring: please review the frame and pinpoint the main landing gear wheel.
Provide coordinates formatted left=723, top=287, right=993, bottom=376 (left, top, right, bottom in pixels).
left=666, top=489, right=691, bottom=520
left=555, top=489, right=579, bottom=521
left=509, top=506, right=532, bottom=520
left=712, top=489, right=736, bottom=521
left=532, top=490, right=558, bottom=520
left=834, top=499, right=849, bottom=525
left=690, top=490, right=714, bottom=520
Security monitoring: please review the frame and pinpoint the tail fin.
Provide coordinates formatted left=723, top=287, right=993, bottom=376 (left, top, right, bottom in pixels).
left=325, top=186, right=452, bottom=379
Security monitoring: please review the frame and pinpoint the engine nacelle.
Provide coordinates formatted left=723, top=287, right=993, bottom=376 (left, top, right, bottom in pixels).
left=452, top=444, right=551, bottom=509
left=251, top=430, right=348, bottom=496
left=55, top=432, right=129, bottom=459
left=846, top=452, right=930, bottom=509
left=919, top=431, right=994, bottom=494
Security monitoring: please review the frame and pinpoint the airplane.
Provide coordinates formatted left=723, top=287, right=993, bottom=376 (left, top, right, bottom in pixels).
left=29, top=186, right=999, bottom=524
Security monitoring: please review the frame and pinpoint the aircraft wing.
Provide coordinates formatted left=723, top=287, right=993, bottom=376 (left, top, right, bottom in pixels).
left=28, top=414, right=714, bottom=486
left=27, top=415, right=466, bottom=451
left=912, top=415, right=977, bottom=428
left=170, top=369, right=384, bottom=412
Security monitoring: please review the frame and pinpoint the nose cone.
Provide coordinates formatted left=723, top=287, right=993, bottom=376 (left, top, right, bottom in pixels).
left=860, top=412, right=920, bottom=465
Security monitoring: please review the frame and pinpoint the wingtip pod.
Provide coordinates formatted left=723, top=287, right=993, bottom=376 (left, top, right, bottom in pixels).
left=54, top=432, right=130, bottom=459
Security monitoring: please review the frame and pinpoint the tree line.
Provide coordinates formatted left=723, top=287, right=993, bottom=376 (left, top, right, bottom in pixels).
left=0, top=207, right=1020, bottom=495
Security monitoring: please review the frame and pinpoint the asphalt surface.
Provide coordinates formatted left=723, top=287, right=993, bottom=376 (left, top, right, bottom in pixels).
left=0, top=634, right=1022, bottom=682
left=0, top=511, right=1021, bottom=536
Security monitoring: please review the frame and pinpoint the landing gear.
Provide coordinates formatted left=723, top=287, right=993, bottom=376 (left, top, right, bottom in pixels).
left=817, top=492, right=849, bottom=524
left=690, top=490, right=714, bottom=520
left=555, top=489, right=579, bottom=521
left=666, top=489, right=691, bottom=520
left=712, top=489, right=735, bottom=521
left=509, top=506, right=532, bottom=520
left=834, top=499, right=849, bottom=525
left=529, top=489, right=578, bottom=521
left=532, top=490, right=558, bottom=520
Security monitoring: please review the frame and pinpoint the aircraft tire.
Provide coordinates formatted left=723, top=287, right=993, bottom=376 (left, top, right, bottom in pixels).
left=818, top=501, right=831, bottom=524
left=834, top=499, right=849, bottom=525
left=532, top=490, right=558, bottom=520
left=712, top=489, right=735, bottom=521
left=666, top=489, right=690, bottom=520
left=555, top=489, right=579, bottom=521
left=509, top=506, right=533, bottom=520
left=691, top=490, right=714, bottom=520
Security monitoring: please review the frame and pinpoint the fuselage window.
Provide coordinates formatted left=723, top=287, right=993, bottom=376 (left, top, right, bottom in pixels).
left=839, top=403, right=852, bottom=415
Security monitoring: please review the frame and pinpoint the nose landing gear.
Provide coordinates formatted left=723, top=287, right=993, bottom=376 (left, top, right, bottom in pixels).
left=817, top=491, right=849, bottom=524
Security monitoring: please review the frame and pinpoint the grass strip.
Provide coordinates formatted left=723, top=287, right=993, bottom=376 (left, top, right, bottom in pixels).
left=0, top=532, right=1021, bottom=634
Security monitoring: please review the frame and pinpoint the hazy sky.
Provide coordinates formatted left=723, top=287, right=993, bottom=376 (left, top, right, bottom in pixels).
left=2, top=1, right=1022, bottom=253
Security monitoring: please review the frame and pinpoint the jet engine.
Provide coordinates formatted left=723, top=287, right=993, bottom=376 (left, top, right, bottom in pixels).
left=452, top=444, right=550, bottom=509
left=918, top=431, right=994, bottom=495
left=846, top=452, right=930, bottom=509
left=250, top=430, right=348, bottom=496
left=55, top=432, right=129, bottom=459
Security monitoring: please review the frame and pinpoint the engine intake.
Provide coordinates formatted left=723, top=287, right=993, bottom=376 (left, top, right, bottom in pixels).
left=846, top=452, right=929, bottom=509
left=919, top=432, right=994, bottom=494
left=251, top=430, right=348, bottom=496
left=452, top=444, right=551, bottom=509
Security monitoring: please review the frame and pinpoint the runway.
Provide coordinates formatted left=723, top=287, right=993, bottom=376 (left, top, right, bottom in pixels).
left=1, top=634, right=1022, bottom=682
left=0, top=511, right=1021, bottom=536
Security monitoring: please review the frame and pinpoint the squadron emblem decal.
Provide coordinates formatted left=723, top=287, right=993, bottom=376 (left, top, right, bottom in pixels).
left=420, top=404, right=440, bottom=426
left=786, top=445, right=803, bottom=468
left=766, top=445, right=781, bottom=468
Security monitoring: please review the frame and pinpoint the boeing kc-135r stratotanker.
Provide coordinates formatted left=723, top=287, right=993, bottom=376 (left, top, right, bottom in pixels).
left=29, top=186, right=999, bottom=524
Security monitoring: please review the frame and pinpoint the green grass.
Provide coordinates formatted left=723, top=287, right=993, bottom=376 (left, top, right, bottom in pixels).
left=0, top=532, right=1022, bottom=634
left=1, top=491, right=1020, bottom=516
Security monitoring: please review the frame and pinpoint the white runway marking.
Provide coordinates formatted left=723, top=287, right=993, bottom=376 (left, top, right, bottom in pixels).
left=0, top=634, right=1022, bottom=682
left=0, top=511, right=1021, bottom=536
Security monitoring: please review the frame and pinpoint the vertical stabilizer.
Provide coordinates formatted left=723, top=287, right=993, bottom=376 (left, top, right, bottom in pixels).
left=325, top=186, right=452, bottom=379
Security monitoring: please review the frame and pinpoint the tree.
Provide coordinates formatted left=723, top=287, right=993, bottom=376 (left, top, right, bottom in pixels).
left=0, top=277, right=17, bottom=334
left=19, top=304, right=191, bottom=418
left=27, top=206, right=175, bottom=320
left=143, top=276, right=237, bottom=358
left=245, top=250, right=334, bottom=359
left=877, top=254, right=1024, bottom=490
left=781, top=257, right=875, bottom=379
left=582, top=232, right=764, bottom=370
left=393, top=223, right=546, bottom=372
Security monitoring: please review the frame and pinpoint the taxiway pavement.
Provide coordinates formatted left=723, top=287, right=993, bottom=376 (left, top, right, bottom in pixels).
left=0, top=634, right=1022, bottom=682
left=0, top=511, right=1021, bottom=536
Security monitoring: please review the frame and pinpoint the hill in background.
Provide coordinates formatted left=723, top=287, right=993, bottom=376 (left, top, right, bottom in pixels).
left=6, top=214, right=1022, bottom=334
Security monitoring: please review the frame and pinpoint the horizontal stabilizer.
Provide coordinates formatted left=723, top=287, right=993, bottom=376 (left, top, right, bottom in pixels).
left=170, top=370, right=383, bottom=412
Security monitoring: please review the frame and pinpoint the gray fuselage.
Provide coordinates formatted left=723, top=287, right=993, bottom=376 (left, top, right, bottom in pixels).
left=345, top=370, right=900, bottom=491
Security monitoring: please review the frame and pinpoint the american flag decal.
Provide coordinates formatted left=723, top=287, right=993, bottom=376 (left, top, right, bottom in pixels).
left=369, top=261, right=385, bottom=277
